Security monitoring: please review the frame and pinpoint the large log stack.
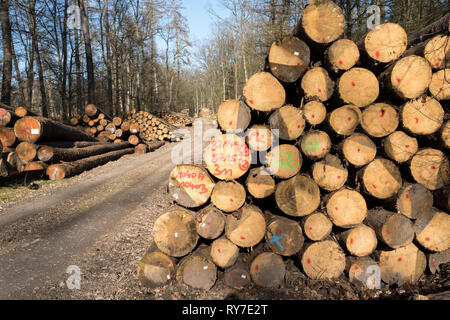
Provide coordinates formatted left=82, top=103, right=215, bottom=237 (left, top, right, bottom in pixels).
left=0, top=104, right=165, bottom=182
left=139, top=1, right=449, bottom=292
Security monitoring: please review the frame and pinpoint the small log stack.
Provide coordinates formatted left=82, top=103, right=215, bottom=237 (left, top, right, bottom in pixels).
left=139, top=2, right=449, bottom=292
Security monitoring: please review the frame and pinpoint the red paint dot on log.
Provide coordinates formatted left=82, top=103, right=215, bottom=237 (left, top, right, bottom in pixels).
left=257, top=181, right=261, bottom=186
left=440, top=87, right=443, bottom=92
left=376, top=51, right=380, bottom=58
left=339, top=60, right=343, bottom=65
left=240, top=236, right=246, bottom=240
left=182, top=192, right=186, bottom=195
left=405, top=145, right=409, bottom=149
left=431, top=166, right=437, bottom=170
left=181, top=269, right=184, bottom=274
left=335, top=207, right=339, bottom=211
left=426, top=237, right=431, bottom=242
left=307, top=258, right=311, bottom=264
left=206, top=222, right=211, bottom=226
left=415, top=117, right=419, bottom=124
left=432, top=264, right=437, bottom=269
left=406, top=194, right=410, bottom=199
left=318, top=88, right=322, bottom=93
left=218, top=249, right=222, bottom=253
left=348, top=117, right=352, bottom=121
left=386, top=230, right=391, bottom=235
left=230, top=198, right=234, bottom=202
left=337, top=176, right=341, bottom=179
left=279, top=230, right=284, bottom=235
left=255, top=265, right=259, bottom=271
left=297, top=63, right=301, bottom=66
left=398, top=258, right=402, bottom=262
left=355, top=266, right=358, bottom=270
left=380, top=112, right=385, bottom=118
left=298, top=125, right=301, bottom=129
left=372, top=184, right=377, bottom=189
left=322, top=148, right=326, bottom=151
left=435, top=62, right=440, bottom=67
left=396, top=78, right=401, bottom=83
left=309, top=227, right=313, bottom=231
left=311, top=114, right=315, bottom=119
left=157, top=261, right=161, bottom=264
left=249, top=100, right=254, bottom=104
left=350, top=238, right=354, bottom=244
left=229, top=121, right=233, bottom=126
left=322, top=37, right=326, bottom=43
left=351, top=82, right=356, bottom=87
left=357, top=148, right=361, bottom=152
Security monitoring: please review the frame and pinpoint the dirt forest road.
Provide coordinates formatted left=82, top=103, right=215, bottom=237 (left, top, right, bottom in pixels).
left=0, top=119, right=219, bottom=300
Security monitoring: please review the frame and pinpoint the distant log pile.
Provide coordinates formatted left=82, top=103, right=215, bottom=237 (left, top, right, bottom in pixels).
left=1, top=104, right=166, bottom=182
left=138, top=2, right=449, bottom=292
left=69, top=105, right=179, bottom=145
left=160, top=111, right=193, bottom=127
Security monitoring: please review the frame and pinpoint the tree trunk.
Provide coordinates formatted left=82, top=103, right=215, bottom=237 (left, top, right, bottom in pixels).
left=0, top=0, right=13, bottom=106
left=14, top=116, right=98, bottom=143
left=79, top=0, right=96, bottom=104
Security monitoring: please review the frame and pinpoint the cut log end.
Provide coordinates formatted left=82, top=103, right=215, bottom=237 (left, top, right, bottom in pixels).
left=397, top=184, right=433, bottom=219
left=300, top=1, right=345, bottom=44
left=390, top=55, right=432, bottom=99
left=243, top=72, right=286, bottom=112
left=137, top=251, right=175, bottom=288
left=329, top=105, right=361, bottom=136
left=268, top=36, right=310, bottom=83
left=196, top=206, right=225, bottom=240
left=424, top=34, right=450, bottom=70
left=429, top=69, right=450, bottom=100
left=383, top=131, right=418, bottom=163
left=301, top=67, right=334, bottom=101
left=380, top=243, right=427, bottom=285
left=211, top=181, right=246, bottom=213
left=300, top=130, right=331, bottom=160
left=275, top=175, right=321, bottom=217
left=269, top=105, right=305, bottom=141
left=410, top=148, right=450, bottom=191
left=327, top=39, right=360, bottom=71
left=246, top=167, right=276, bottom=199
left=338, top=225, right=377, bottom=257
left=246, top=125, right=272, bottom=152
left=168, top=165, right=215, bottom=208
left=415, top=208, right=450, bottom=252
left=326, top=189, right=367, bottom=228
left=250, top=252, right=285, bottom=288
left=304, top=213, right=333, bottom=241
left=365, top=23, right=407, bottom=63
left=303, top=101, right=327, bottom=125
left=362, top=158, right=402, bottom=199
left=153, top=209, right=199, bottom=258
left=225, top=205, right=266, bottom=248
left=265, top=217, right=304, bottom=256
left=217, top=100, right=251, bottom=132
left=342, top=133, right=377, bottom=167
left=361, top=103, right=399, bottom=138
left=312, top=154, right=348, bottom=191
left=339, top=68, right=379, bottom=107
left=211, top=238, right=239, bottom=269
left=266, top=144, right=302, bottom=179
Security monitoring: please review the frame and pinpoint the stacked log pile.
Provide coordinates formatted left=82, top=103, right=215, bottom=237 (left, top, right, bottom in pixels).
left=124, top=109, right=180, bottom=142
left=160, top=111, right=193, bottom=127
left=0, top=104, right=164, bottom=182
left=138, top=1, right=449, bottom=291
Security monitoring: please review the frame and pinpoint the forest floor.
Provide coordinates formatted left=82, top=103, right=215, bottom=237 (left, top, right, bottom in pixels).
left=0, top=119, right=448, bottom=300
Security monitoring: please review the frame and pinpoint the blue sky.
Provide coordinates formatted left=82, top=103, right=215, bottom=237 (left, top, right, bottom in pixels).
left=182, top=0, right=222, bottom=42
